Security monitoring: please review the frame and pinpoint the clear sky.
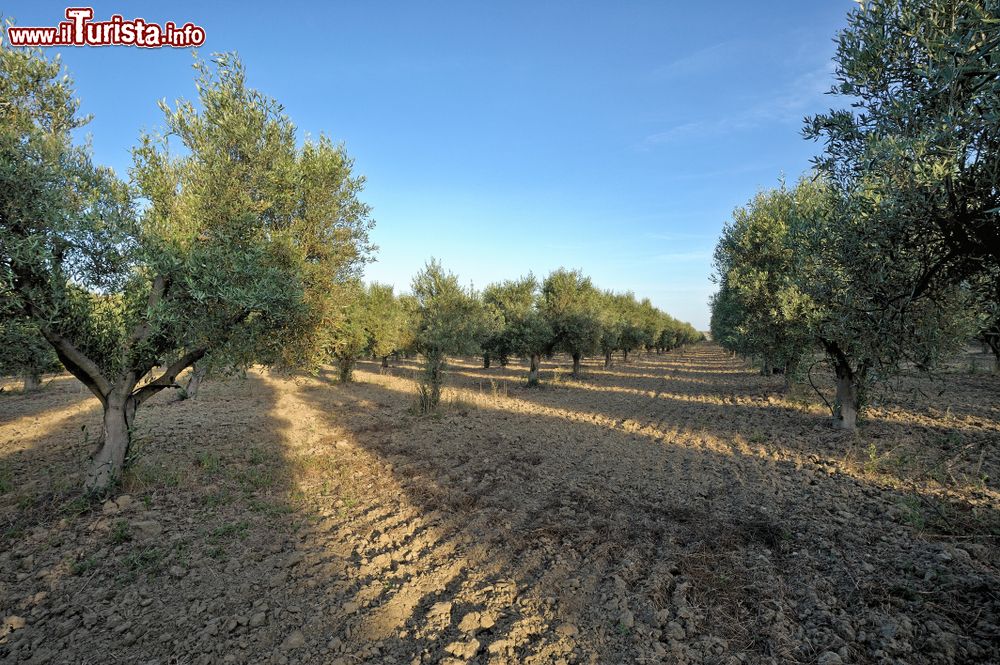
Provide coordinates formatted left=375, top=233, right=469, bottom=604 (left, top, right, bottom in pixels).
left=6, top=1, right=854, bottom=329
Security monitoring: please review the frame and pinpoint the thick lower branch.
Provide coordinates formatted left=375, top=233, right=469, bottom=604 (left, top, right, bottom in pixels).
left=34, top=324, right=112, bottom=406
left=133, top=347, right=208, bottom=406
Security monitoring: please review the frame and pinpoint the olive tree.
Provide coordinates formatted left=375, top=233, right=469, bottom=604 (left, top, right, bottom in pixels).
left=979, top=313, right=1000, bottom=372
left=597, top=291, right=624, bottom=369
left=712, top=183, right=815, bottom=381
left=476, top=299, right=504, bottom=369
left=974, top=269, right=1000, bottom=371
left=635, top=298, right=661, bottom=355
left=1, top=49, right=373, bottom=490
left=410, top=260, right=488, bottom=411
left=541, top=269, right=601, bottom=377
left=799, top=0, right=998, bottom=428
left=790, top=178, right=977, bottom=430
left=510, top=311, right=554, bottom=387
left=366, top=282, right=407, bottom=368
left=807, top=0, right=1000, bottom=282
left=618, top=296, right=647, bottom=363
left=711, top=175, right=976, bottom=429
left=597, top=291, right=650, bottom=366
left=481, top=275, right=554, bottom=385
left=482, top=276, right=538, bottom=368
left=328, top=281, right=370, bottom=382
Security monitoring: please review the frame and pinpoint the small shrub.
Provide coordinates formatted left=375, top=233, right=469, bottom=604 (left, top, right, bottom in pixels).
left=898, top=496, right=926, bottom=530
left=124, top=546, right=164, bottom=575
left=110, top=519, right=131, bottom=545
left=863, top=442, right=879, bottom=475
left=71, top=556, right=99, bottom=576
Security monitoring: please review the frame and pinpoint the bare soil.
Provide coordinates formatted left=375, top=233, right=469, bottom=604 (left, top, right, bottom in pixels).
left=1, top=344, right=998, bottom=664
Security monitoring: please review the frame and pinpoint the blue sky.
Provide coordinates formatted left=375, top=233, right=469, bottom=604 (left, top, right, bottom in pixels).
left=6, top=1, right=854, bottom=329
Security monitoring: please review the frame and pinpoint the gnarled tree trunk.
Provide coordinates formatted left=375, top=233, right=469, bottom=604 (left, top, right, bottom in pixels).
left=185, top=363, right=207, bottom=399
left=85, top=392, right=136, bottom=492
left=604, top=350, right=612, bottom=368
left=527, top=353, right=541, bottom=387
left=338, top=356, right=355, bottom=382
left=483, top=353, right=491, bottom=369
left=833, top=367, right=858, bottom=431
left=31, top=277, right=213, bottom=493
left=820, top=340, right=865, bottom=432
left=381, top=355, right=390, bottom=369
left=571, top=352, right=581, bottom=377
left=428, top=355, right=443, bottom=407
left=623, top=349, right=629, bottom=363
left=499, top=353, right=509, bottom=367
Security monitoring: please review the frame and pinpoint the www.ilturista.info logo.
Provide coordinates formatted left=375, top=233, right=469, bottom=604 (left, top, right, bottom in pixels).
left=4, top=8, right=206, bottom=48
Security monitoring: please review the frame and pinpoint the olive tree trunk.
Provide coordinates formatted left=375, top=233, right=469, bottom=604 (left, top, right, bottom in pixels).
left=833, top=371, right=858, bottom=431
left=527, top=353, right=541, bottom=387
left=85, top=391, right=137, bottom=492
left=381, top=355, right=390, bottom=369
left=821, top=341, right=866, bottom=432
left=338, top=356, right=355, bottom=382
left=185, top=363, right=207, bottom=399
left=419, top=351, right=444, bottom=412
left=22, top=372, right=41, bottom=392
left=571, top=352, right=582, bottom=377
left=483, top=353, right=491, bottom=369
left=33, top=283, right=213, bottom=493
left=604, top=350, right=612, bottom=368
left=832, top=359, right=868, bottom=432
left=985, top=335, right=1000, bottom=372
left=623, top=349, right=629, bottom=363
left=783, top=360, right=797, bottom=391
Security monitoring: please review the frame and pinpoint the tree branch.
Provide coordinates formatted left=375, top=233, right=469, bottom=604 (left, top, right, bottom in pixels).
left=132, top=347, right=208, bottom=406
left=130, top=307, right=252, bottom=406
left=34, top=319, right=112, bottom=405
left=127, top=274, right=169, bottom=351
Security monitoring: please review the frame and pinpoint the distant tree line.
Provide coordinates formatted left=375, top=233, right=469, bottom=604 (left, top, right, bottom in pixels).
left=330, top=260, right=701, bottom=412
left=710, top=0, right=1000, bottom=431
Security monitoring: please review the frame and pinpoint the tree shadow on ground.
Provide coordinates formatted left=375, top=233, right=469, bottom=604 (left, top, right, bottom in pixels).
left=0, top=345, right=997, bottom=664
left=286, top=347, right=999, bottom=664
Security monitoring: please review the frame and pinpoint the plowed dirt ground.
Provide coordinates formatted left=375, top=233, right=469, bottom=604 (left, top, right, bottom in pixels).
left=1, top=344, right=998, bottom=664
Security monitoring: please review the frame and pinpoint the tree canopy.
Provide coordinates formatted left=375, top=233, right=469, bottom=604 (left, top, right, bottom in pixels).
left=1, top=47, right=374, bottom=489
left=711, top=0, right=998, bottom=430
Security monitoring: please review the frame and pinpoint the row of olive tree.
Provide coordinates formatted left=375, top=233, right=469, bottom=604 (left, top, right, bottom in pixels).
left=710, top=0, right=999, bottom=431
left=401, top=262, right=700, bottom=411
left=1, top=46, right=374, bottom=491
